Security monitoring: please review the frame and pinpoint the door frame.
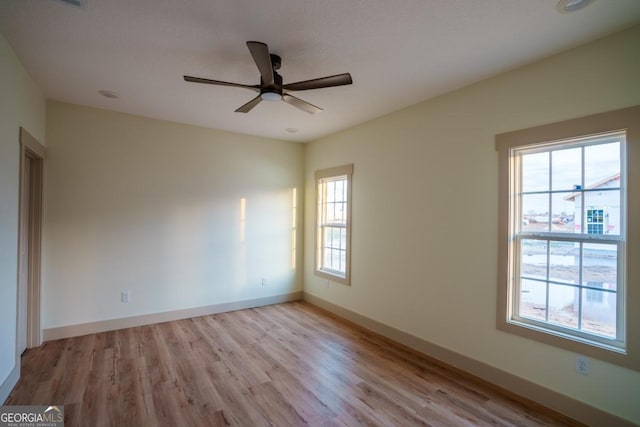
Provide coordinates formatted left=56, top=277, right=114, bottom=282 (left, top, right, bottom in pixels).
left=17, top=127, right=46, bottom=350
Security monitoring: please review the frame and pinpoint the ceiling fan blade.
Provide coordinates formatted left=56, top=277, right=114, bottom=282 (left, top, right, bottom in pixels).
left=246, top=41, right=274, bottom=86
left=235, top=95, right=263, bottom=113
left=282, top=93, right=323, bottom=114
left=184, top=76, right=260, bottom=92
left=282, top=73, right=352, bottom=91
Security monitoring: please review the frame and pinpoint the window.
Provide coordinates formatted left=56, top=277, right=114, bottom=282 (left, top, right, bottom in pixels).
left=586, top=208, right=607, bottom=235
left=586, top=282, right=604, bottom=303
left=515, top=133, right=624, bottom=343
left=315, top=164, right=353, bottom=284
left=496, top=106, right=640, bottom=371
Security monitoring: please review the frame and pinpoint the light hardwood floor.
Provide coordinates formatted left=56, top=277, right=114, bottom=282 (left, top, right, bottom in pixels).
left=7, top=301, right=580, bottom=426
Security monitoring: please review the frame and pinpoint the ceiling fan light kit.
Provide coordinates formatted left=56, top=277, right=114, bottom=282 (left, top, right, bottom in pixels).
left=184, top=41, right=352, bottom=114
left=261, top=91, right=282, bottom=101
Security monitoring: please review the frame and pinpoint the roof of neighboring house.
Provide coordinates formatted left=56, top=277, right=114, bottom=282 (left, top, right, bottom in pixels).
left=563, top=174, right=620, bottom=201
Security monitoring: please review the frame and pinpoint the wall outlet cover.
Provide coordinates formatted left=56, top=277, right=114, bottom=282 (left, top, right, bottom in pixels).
left=576, top=355, right=590, bottom=375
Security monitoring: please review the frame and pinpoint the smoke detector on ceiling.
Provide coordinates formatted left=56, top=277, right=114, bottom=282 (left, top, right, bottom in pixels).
left=556, top=0, right=596, bottom=13
left=98, top=90, right=118, bottom=99
left=53, top=0, right=88, bottom=10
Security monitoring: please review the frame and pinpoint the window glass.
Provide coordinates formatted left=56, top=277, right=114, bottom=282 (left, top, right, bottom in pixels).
left=552, top=147, right=582, bottom=191
left=522, top=152, right=549, bottom=192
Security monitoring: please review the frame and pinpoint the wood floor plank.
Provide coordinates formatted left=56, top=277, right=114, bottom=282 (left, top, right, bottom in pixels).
left=6, top=301, right=580, bottom=426
left=246, top=342, right=339, bottom=424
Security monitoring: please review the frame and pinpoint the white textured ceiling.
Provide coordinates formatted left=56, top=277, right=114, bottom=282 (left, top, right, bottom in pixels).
left=1, top=0, right=639, bottom=142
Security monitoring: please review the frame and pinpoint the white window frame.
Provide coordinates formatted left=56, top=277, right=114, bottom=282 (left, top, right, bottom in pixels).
left=315, top=164, right=353, bottom=285
left=495, top=106, right=640, bottom=371
left=511, top=134, right=625, bottom=350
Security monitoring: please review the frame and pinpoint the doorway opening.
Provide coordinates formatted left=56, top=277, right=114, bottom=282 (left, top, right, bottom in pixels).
left=17, top=127, right=45, bottom=354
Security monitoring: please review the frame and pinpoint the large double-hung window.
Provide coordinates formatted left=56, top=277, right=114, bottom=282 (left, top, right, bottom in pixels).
left=496, top=106, right=640, bottom=370
left=514, top=133, right=624, bottom=344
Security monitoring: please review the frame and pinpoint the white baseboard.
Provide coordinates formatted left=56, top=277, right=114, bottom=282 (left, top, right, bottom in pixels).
left=0, top=363, right=19, bottom=404
left=43, top=291, right=303, bottom=341
left=303, top=292, right=635, bottom=427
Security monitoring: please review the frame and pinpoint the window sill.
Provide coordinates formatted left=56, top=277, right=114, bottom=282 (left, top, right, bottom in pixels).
left=496, top=315, right=639, bottom=371
left=314, top=269, right=350, bottom=286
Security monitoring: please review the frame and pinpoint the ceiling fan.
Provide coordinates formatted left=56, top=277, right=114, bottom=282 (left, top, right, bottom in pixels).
left=183, top=41, right=353, bottom=114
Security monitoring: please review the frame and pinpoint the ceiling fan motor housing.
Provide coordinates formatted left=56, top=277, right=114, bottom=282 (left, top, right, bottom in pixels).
left=262, top=71, right=283, bottom=97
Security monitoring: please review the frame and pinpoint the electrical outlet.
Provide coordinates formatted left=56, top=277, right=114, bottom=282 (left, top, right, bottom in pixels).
left=575, top=355, right=589, bottom=375
left=261, top=277, right=267, bottom=286
left=121, top=290, right=131, bottom=303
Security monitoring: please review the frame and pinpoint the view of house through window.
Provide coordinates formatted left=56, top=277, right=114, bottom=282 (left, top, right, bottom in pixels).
left=513, top=132, right=625, bottom=347
left=315, top=165, right=353, bottom=284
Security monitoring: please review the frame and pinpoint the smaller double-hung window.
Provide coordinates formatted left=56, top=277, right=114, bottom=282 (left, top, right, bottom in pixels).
left=315, top=165, right=353, bottom=285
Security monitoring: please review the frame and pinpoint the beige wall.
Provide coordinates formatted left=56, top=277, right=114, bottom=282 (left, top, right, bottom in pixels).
left=4, top=18, right=640, bottom=422
left=43, top=102, right=304, bottom=329
left=0, top=35, right=46, bottom=401
left=304, top=25, right=640, bottom=423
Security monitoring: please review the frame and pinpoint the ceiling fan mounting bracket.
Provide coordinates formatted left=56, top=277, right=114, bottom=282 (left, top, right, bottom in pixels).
left=262, top=71, right=283, bottom=90
left=270, top=54, right=281, bottom=70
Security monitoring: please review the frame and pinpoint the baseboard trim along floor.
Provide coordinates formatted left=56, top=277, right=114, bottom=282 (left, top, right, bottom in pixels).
left=43, top=291, right=303, bottom=341
left=0, top=364, right=20, bottom=404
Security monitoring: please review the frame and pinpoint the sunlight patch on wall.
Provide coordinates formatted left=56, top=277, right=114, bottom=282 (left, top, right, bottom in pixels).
left=240, top=197, right=246, bottom=243
left=291, top=188, right=297, bottom=270
left=236, top=197, right=248, bottom=289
